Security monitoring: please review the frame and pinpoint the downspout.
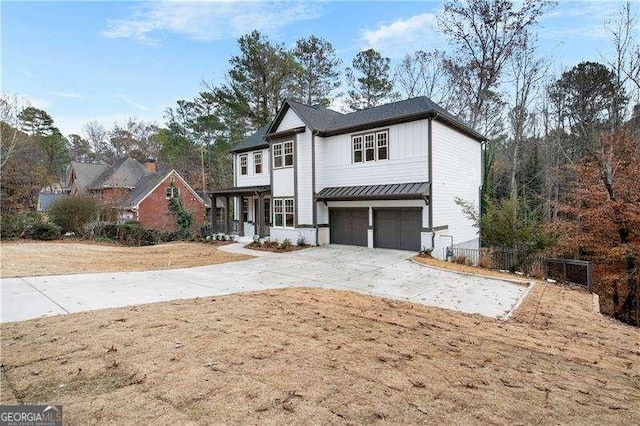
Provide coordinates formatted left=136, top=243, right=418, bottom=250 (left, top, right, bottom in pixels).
left=427, top=116, right=435, bottom=248
left=311, top=130, right=318, bottom=245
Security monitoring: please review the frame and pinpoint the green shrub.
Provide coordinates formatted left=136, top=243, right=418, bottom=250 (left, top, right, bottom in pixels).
left=26, top=222, right=61, bottom=240
left=278, top=238, right=291, bottom=250
left=0, top=212, right=27, bottom=239
left=0, top=211, right=60, bottom=240
left=90, top=221, right=165, bottom=246
left=296, top=234, right=306, bottom=246
left=49, top=195, right=101, bottom=236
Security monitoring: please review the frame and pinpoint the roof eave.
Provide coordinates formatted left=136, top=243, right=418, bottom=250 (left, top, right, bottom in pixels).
left=231, top=143, right=269, bottom=154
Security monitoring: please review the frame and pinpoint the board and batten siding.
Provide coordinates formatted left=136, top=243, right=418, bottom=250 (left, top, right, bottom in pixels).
left=235, top=148, right=270, bottom=187
left=316, top=120, right=429, bottom=190
left=295, top=130, right=313, bottom=224
left=431, top=120, right=482, bottom=258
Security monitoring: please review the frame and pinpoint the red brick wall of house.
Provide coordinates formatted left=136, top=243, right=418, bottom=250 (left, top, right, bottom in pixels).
left=137, top=175, right=206, bottom=233
left=99, top=188, right=131, bottom=204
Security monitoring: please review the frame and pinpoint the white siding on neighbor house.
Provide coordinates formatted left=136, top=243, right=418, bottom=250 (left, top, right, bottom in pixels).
left=316, top=120, right=429, bottom=191
left=296, top=131, right=313, bottom=224
left=431, top=120, right=482, bottom=258
left=272, top=167, right=294, bottom=197
left=276, top=109, right=305, bottom=132
left=235, top=148, right=270, bottom=187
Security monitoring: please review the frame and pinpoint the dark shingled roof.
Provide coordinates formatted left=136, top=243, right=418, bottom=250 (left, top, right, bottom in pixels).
left=124, top=172, right=167, bottom=207
left=68, top=161, right=109, bottom=191
left=91, top=157, right=149, bottom=189
left=316, top=182, right=430, bottom=201
left=234, top=96, right=485, bottom=153
left=231, top=125, right=269, bottom=153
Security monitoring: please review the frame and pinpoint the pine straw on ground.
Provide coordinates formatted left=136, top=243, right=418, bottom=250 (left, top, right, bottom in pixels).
left=0, top=241, right=252, bottom=278
left=1, top=283, right=638, bottom=424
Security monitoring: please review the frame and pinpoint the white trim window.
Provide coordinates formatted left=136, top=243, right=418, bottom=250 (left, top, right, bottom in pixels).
left=240, top=154, right=248, bottom=175
left=272, top=144, right=283, bottom=169
left=165, top=186, right=180, bottom=199
left=353, top=135, right=363, bottom=163
left=364, top=133, right=375, bottom=162
left=284, top=198, right=294, bottom=227
left=273, top=198, right=295, bottom=228
left=284, top=141, right=294, bottom=166
left=352, top=130, right=389, bottom=163
left=254, top=151, right=262, bottom=174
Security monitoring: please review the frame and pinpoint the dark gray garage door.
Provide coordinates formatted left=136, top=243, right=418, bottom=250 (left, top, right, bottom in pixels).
left=374, top=208, right=421, bottom=251
left=329, top=208, right=368, bottom=247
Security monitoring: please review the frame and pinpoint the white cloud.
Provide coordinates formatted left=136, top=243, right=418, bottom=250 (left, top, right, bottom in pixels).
left=361, top=13, right=440, bottom=58
left=116, top=94, right=150, bottom=111
left=103, top=1, right=322, bottom=45
left=52, top=91, right=86, bottom=100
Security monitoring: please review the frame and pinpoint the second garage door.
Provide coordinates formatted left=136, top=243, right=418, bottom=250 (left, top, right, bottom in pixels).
left=329, top=208, right=368, bottom=247
left=374, top=208, right=422, bottom=251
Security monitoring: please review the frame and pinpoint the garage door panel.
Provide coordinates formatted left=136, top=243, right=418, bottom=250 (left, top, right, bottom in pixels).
left=330, top=208, right=368, bottom=247
left=374, top=208, right=421, bottom=251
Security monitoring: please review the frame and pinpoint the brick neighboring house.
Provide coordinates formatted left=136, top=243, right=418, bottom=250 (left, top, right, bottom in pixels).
left=66, top=157, right=207, bottom=232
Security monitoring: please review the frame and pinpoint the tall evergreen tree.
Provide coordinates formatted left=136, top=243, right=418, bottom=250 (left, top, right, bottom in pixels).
left=214, top=30, right=299, bottom=130
left=293, top=35, right=342, bottom=106
left=346, top=49, right=396, bottom=110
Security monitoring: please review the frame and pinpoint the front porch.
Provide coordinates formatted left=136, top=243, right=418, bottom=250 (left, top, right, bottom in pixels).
left=209, top=185, right=271, bottom=238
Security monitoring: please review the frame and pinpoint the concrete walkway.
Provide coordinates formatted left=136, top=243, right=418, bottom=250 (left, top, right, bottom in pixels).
left=0, top=244, right=532, bottom=323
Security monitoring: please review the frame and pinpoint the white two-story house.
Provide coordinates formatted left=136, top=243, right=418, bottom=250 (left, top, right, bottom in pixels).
left=209, top=96, right=485, bottom=259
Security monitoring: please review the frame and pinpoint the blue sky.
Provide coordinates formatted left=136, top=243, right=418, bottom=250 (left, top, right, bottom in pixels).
left=1, top=0, right=630, bottom=136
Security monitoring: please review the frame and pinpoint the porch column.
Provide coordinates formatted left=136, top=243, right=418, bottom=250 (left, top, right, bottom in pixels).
left=258, top=192, right=265, bottom=237
left=225, top=196, right=231, bottom=235
left=238, top=195, right=245, bottom=236
left=210, top=195, right=217, bottom=234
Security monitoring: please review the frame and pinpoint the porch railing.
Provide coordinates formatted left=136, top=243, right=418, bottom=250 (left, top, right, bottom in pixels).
left=213, top=220, right=240, bottom=235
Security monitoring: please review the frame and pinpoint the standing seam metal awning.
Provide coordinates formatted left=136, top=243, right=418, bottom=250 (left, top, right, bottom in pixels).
left=316, top=182, right=430, bottom=201
left=209, top=185, right=271, bottom=197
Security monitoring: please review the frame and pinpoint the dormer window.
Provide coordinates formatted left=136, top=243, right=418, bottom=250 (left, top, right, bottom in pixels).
left=352, top=130, right=389, bottom=163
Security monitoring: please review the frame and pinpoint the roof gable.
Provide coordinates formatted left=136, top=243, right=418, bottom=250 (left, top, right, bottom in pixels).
left=68, top=161, right=108, bottom=190
left=92, top=157, right=149, bottom=189
left=126, top=170, right=207, bottom=208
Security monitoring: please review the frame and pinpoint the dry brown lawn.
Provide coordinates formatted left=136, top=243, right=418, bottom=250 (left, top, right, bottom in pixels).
left=1, top=282, right=638, bottom=424
left=0, top=240, right=252, bottom=278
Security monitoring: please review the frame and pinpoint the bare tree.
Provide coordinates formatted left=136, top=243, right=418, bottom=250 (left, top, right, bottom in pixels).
left=83, top=121, right=109, bottom=162
left=507, top=40, right=548, bottom=200
left=394, top=50, right=455, bottom=108
left=0, top=93, right=28, bottom=170
left=603, top=0, right=640, bottom=123
left=437, top=0, right=554, bottom=136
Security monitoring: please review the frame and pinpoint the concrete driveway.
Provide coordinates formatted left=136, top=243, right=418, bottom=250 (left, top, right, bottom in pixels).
left=0, top=244, right=531, bottom=323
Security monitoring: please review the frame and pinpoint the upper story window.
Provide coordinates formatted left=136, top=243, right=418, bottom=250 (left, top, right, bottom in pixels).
left=240, top=154, right=247, bottom=175
left=353, top=130, right=389, bottom=163
left=254, top=152, right=262, bottom=174
left=273, top=140, right=294, bottom=169
left=165, top=186, right=180, bottom=199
